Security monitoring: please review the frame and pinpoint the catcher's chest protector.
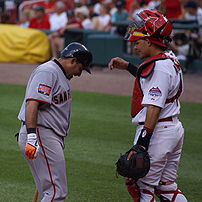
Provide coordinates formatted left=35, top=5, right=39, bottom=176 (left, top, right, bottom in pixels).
left=131, top=53, right=182, bottom=118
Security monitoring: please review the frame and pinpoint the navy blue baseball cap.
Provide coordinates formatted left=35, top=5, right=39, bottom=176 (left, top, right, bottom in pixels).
left=61, top=42, right=93, bottom=74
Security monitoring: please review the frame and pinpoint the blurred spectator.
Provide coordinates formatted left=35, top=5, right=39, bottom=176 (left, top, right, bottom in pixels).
left=0, top=12, right=10, bottom=23
left=92, top=3, right=111, bottom=31
left=111, top=0, right=128, bottom=35
left=86, top=1, right=98, bottom=19
left=17, top=9, right=30, bottom=27
left=34, top=0, right=57, bottom=14
left=160, top=0, right=182, bottom=20
left=179, top=0, right=202, bottom=72
left=49, top=1, right=67, bottom=31
left=109, top=0, right=117, bottom=16
left=4, top=0, right=17, bottom=24
left=170, top=33, right=189, bottom=61
left=62, top=0, right=74, bottom=11
left=77, top=0, right=88, bottom=7
left=147, top=0, right=160, bottom=10
left=125, top=0, right=133, bottom=12
left=128, top=0, right=148, bottom=21
left=111, top=0, right=128, bottom=23
left=29, top=5, right=50, bottom=30
left=93, top=0, right=101, bottom=15
left=15, top=0, right=23, bottom=21
left=0, top=0, right=5, bottom=13
left=48, top=6, right=92, bottom=58
left=183, top=0, right=202, bottom=24
left=196, top=0, right=202, bottom=50
left=75, top=5, right=92, bottom=29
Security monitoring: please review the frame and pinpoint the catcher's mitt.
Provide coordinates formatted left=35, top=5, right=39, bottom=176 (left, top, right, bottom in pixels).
left=116, top=145, right=150, bottom=180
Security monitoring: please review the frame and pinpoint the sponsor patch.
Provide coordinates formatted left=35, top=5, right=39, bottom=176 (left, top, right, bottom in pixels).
left=148, top=87, right=162, bottom=100
left=38, top=84, right=51, bottom=96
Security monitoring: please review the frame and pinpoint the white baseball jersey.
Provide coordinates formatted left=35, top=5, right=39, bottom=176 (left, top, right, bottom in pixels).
left=132, top=51, right=183, bottom=124
left=18, top=59, right=71, bottom=137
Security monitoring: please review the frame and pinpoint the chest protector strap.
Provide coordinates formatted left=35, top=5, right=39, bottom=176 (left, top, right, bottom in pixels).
left=131, top=53, right=182, bottom=118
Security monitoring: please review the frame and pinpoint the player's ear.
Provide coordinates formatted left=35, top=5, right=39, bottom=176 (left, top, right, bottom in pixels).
left=70, top=57, right=77, bottom=65
left=145, top=38, right=152, bottom=46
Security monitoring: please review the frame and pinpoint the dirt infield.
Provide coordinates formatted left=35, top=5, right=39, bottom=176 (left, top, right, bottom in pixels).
left=0, top=62, right=202, bottom=103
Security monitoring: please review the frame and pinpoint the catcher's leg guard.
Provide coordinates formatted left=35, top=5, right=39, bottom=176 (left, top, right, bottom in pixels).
left=125, top=178, right=140, bottom=202
left=155, top=182, right=187, bottom=202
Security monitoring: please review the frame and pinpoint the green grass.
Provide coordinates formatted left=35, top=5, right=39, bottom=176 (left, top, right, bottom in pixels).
left=0, top=83, right=202, bottom=201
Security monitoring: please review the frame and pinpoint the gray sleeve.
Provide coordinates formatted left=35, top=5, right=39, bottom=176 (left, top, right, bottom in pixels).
left=26, top=70, right=56, bottom=105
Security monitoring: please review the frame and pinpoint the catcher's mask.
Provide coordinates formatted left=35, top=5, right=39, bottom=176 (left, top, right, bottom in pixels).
left=124, top=9, right=172, bottom=48
left=61, top=42, right=93, bottom=74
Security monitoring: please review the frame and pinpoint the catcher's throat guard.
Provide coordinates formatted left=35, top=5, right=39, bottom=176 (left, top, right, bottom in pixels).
left=116, top=145, right=150, bottom=180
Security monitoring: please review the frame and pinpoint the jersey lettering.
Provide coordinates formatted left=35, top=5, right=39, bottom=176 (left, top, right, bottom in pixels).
left=53, top=90, right=71, bottom=104
left=63, top=91, right=67, bottom=101
left=59, top=94, right=63, bottom=103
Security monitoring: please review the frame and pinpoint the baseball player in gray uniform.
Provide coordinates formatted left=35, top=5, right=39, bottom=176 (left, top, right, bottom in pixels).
left=109, top=9, right=187, bottom=201
left=17, top=42, right=92, bottom=201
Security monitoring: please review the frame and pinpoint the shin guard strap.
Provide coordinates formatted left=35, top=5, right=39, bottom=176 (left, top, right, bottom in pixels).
left=156, top=189, right=182, bottom=202
left=142, top=189, right=155, bottom=202
left=125, top=179, right=140, bottom=202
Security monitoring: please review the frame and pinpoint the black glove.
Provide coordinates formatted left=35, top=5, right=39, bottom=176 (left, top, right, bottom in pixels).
left=116, top=145, right=150, bottom=180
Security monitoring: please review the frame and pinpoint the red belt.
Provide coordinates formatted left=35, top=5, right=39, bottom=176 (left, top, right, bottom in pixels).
left=138, top=116, right=173, bottom=125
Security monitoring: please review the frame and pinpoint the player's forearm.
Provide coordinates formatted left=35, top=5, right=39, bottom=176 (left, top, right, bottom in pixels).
left=25, top=100, right=39, bottom=130
left=136, top=105, right=161, bottom=150
left=144, top=105, right=161, bottom=130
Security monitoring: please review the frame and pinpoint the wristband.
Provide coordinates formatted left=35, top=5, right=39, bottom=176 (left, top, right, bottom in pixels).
left=136, top=127, right=153, bottom=150
left=27, top=128, right=36, bottom=134
left=126, top=63, right=138, bottom=77
left=144, top=127, right=153, bottom=133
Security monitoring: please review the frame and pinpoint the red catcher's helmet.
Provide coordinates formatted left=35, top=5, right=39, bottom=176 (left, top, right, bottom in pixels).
left=125, top=9, right=172, bottom=47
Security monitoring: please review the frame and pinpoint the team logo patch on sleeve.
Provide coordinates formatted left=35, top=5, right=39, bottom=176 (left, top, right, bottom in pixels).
left=148, top=87, right=162, bottom=100
left=38, top=84, right=51, bottom=96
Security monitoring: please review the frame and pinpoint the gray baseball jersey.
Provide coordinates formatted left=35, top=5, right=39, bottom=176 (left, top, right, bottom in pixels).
left=18, top=59, right=71, bottom=137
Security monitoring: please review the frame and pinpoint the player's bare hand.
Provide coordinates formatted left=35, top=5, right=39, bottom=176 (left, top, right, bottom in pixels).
left=127, top=145, right=146, bottom=160
left=127, top=150, right=136, bottom=160
left=108, top=57, right=129, bottom=70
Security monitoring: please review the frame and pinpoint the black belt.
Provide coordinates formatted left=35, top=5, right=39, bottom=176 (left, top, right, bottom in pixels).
left=138, top=116, right=173, bottom=125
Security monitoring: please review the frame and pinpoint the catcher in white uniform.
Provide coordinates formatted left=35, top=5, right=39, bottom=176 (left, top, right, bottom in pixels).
left=109, top=9, right=187, bottom=202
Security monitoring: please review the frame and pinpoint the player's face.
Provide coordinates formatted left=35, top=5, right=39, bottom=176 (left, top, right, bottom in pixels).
left=133, top=39, right=150, bottom=59
left=66, top=59, right=83, bottom=80
left=72, top=61, right=83, bottom=77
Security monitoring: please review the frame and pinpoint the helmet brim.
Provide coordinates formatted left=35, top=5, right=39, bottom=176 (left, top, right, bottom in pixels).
left=83, top=66, right=91, bottom=74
